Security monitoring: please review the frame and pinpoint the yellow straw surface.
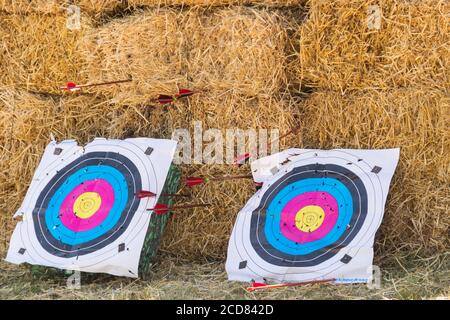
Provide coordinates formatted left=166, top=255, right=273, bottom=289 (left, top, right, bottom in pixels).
left=296, top=0, right=449, bottom=92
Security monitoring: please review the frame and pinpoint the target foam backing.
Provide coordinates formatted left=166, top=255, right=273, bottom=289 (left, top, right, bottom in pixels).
left=138, top=164, right=180, bottom=277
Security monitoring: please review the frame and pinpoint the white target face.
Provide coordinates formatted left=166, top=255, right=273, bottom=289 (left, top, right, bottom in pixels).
left=226, top=148, right=399, bottom=283
left=6, top=138, right=177, bottom=277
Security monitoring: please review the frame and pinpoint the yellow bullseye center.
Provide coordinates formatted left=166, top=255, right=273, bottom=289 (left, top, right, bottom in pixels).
left=73, top=192, right=101, bottom=219
left=295, top=205, right=325, bottom=232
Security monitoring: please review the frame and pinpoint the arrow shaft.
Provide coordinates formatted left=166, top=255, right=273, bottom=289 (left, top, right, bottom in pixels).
left=78, top=79, right=132, bottom=88
left=167, top=203, right=211, bottom=210
left=267, top=126, right=300, bottom=150
left=209, top=175, right=253, bottom=181
left=147, top=203, right=211, bottom=212
left=160, top=193, right=190, bottom=198
left=246, top=278, right=335, bottom=292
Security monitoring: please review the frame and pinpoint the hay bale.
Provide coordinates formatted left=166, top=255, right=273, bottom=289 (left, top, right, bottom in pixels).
left=79, top=7, right=293, bottom=104
left=184, top=8, right=291, bottom=97
left=128, top=0, right=306, bottom=7
left=0, top=0, right=62, bottom=14
left=0, top=0, right=305, bottom=14
left=296, top=0, right=450, bottom=92
left=0, top=13, right=92, bottom=93
left=79, top=9, right=185, bottom=104
left=0, top=1, right=125, bottom=17
left=0, top=1, right=307, bottom=17
left=298, top=88, right=449, bottom=258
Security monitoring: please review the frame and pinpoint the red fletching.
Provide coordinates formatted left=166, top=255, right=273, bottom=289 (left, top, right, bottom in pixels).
left=254, top=182, right=263, bottom=190
left=148, top=203, right=169, bottom=215
left=61, top=82, right=80, bottom=91
left=157, top=94, right=174, bottom=105
left=234, top=153, right=251, bottom=165
left=175, top=88, right=195, bottom=98
left=185, top=176, right=206, bottom=187
left=136, top=190, right=157, bottom=198
left=246, top=282, right=268, bottom=292
left=252, top=282, right=267, bottom=288
left=156, top=89, right=195, bottom=105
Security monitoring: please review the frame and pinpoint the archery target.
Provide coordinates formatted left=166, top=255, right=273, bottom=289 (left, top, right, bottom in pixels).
left=226, top=149, right=399, bottom=283
left=6, top=138, right=177, bottom=277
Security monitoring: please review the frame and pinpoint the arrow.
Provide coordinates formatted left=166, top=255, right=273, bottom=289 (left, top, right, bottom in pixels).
left=136, top=190, right=190, bottom=198
left=245, top=278, right=335, bottom=292
left=185, top=175, right=253, bottom=187
left=147, top=203, right=211, bottom=215
left=267, top=126, right=300, bottom=151
left=60, top=79, right=132, bottom=91
left=157, top=88, right=197, bottom=105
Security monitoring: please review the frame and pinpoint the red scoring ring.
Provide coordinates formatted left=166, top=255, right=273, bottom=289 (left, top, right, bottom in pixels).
left=59, top=179, right=115, bottom=232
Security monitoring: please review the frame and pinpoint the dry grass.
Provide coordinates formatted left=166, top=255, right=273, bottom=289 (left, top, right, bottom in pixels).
left=79, top=7, right=296, bottom=104
left=295, top=0, right=450, bottom=93
left=0, top=255, right=448, bottom=299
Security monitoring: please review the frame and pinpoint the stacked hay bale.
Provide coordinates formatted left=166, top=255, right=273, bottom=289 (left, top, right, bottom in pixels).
left=79, top=9, right=186, bottom=105
left=1, top=0, right=447, bottom=263
left=294, top=0, right=450, bottom=258
left=79, top=7, right=300, bottom=259
left=0, top=6, right=301, bottom=260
